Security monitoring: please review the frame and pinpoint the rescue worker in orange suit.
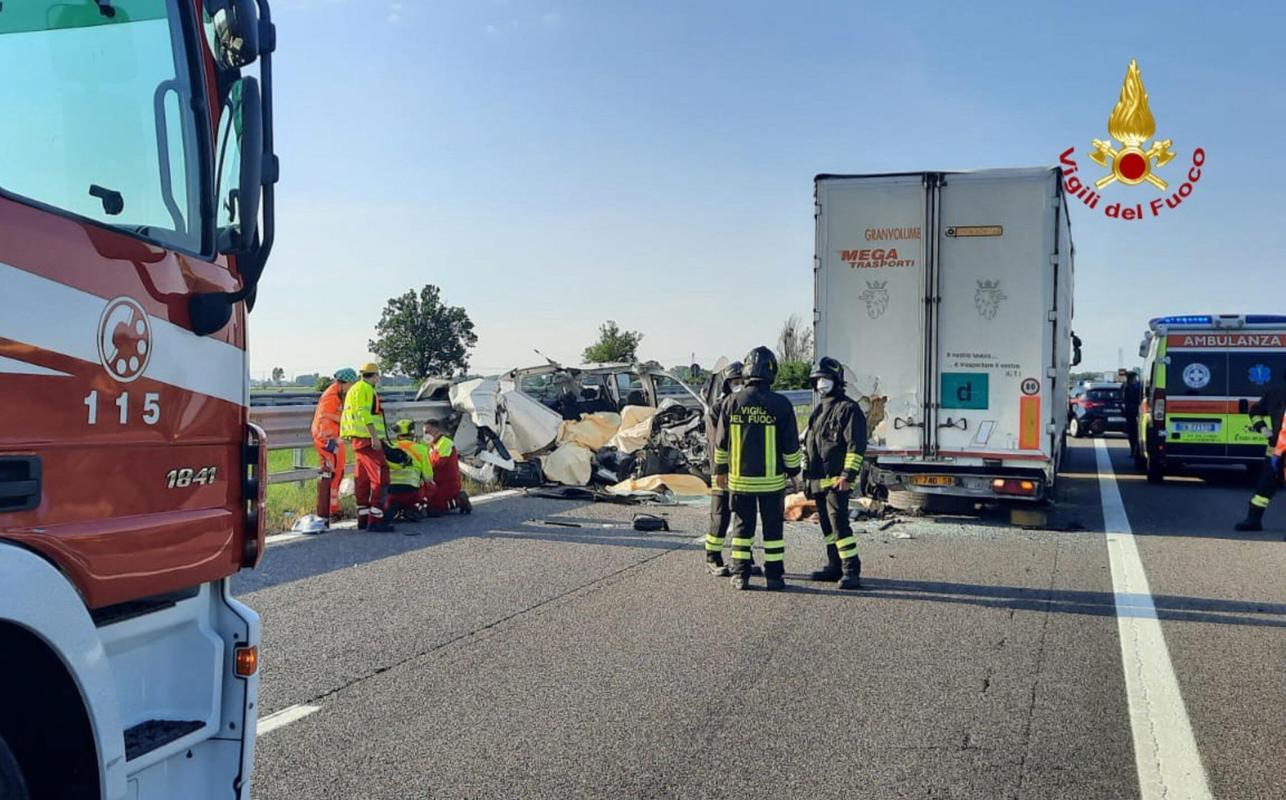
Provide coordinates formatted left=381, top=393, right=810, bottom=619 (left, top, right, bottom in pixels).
left=312, top=368, right=357, bottom=523
left=423, top=419, right=472, bottom=515
left=712, top=347, right=802, bottom=591
left=386, top=418, right=435, bottom=529
left=803, top=357, right=866, bottom=590
left=701, top=361, right=760, bottom=578
left=341, top=362, right=395, bottom=532
left=1235, top=375, right=1286, bottom=533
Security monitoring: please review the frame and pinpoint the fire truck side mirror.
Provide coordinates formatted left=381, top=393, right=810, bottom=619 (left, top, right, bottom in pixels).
left=207, top=0, right=262, bottom=70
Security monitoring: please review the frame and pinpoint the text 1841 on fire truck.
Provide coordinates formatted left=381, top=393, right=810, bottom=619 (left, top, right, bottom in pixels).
left=1136, top=315, right=1286, bottom=483
left=0, top=1, right=277, bottom=798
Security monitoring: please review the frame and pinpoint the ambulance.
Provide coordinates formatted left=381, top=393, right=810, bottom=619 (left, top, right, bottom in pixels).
left=1136, top=315, right=1286, bottom=482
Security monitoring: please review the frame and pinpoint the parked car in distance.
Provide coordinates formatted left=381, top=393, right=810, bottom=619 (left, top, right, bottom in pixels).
left=1068, top=382, right=1126, bottom=438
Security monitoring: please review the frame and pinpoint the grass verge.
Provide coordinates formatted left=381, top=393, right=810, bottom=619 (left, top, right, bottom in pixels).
left=265, top=446, right=496, bottom=533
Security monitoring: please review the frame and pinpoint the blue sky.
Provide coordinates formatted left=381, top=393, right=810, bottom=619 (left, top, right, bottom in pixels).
left=250, top=0, right=1286, bottom=380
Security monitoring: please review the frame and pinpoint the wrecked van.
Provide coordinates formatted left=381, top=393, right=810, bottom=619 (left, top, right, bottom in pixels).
left=417, top=362, right=711, bottom=490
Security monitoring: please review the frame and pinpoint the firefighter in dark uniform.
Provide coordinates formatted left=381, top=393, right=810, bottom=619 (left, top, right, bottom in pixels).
left=702, top=361, right=759, bottom=577
left=803, top=357, right=866, bottom=590
left=713, top=347, right=803, bottom=591
left=1235, top=375, right=1286, bottom=532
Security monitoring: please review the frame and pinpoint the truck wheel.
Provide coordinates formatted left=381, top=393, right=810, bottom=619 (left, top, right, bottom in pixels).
left=1146, top=455, right=1165, bottom=484
left=0, top=735, right=30, bottom=800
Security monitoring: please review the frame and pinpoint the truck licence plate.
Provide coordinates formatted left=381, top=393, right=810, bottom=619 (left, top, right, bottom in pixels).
left=1175, top=421, right=1219, bottom=433
left=910, top=475, right=957, bottom=487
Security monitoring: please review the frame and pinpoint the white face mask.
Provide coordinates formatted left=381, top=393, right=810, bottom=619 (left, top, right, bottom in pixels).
left=816, top=378, right=835, bottom=395
left=731, top=384, right=745, bottom=394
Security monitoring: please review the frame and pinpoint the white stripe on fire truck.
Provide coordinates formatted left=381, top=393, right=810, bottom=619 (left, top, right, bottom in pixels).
left=0, top=262, right=246, bottom=406
left=0, top=355, right=71, bottom=377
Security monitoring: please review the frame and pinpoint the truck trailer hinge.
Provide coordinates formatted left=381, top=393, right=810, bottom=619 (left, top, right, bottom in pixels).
left=1049, top=253, right=1059, bottom=265
left=1046, top=367, right=1058, bottom=378
left=1047, top=309, right=1058, bottom=321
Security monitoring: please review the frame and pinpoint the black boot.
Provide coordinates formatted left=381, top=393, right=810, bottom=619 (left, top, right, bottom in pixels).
left=809, top=545, right=843, bottom=581
left=1235, top=504, right=1265, bottom=532
left=837, top=556, right=862, bottom=591
left=764, top=563, right=786, bottom=592
left=749, top=561, right=764, bottom=577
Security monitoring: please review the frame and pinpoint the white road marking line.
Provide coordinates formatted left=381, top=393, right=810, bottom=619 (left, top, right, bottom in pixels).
left=265, top=532, right=307, bottom=546
left=1094, top=439, right=1212, bottom=800
left=256, top=703, right=320, bottom=736
left=468, top=488, right=524, bottom=505
left=264, top=489, right=526, bottom=545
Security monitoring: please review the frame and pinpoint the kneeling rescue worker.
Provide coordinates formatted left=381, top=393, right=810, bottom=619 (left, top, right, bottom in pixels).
left=803, top=357, right=866, bottom=590
left=1236, top=372, right=1286, bottom=535
left=713, top=346, right=802, bottom=591
left=341, top=362, right=395, bottom=532
left=424, top=419, right=472, bottom=515
left=387, top=418, right=435, bottom=527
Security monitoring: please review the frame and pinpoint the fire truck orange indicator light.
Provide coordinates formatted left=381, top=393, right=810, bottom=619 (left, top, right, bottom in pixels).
left=235, top=645, right=258, bottom=677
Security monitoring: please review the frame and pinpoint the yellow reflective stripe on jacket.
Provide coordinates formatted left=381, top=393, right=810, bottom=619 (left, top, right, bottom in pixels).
left=764, top=423, right=777, bottom=478
left=390, top=441, right=433, bottom=486
left=783, top=449, right=802, bottom=469
left=713, top=448, right=730, bottom=465
left=730, top=423, right=742, bottom=479
left=843, top=452, right=863, bottom=471
left=728, top=475, right=787, bottom=493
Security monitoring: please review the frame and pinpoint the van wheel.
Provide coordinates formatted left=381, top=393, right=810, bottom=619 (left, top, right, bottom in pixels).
left=0, top=735, right=30, bottom=800
left=1146, top=455, right=1165, bottom=484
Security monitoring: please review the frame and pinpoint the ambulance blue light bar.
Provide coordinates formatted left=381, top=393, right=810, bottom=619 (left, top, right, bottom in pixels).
left=1245, top=315, right=1286, bottom=325
left=1151, top=315, right=1211, bottom=326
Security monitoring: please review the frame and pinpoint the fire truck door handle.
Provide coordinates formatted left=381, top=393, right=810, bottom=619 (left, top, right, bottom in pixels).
left=0, top=456, right=42, bottom=513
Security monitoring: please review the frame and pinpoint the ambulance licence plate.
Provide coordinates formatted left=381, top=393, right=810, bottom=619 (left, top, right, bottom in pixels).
left=910, top=475, right=957, bottom=487
left=1174, top=421, right=1219, bottom=433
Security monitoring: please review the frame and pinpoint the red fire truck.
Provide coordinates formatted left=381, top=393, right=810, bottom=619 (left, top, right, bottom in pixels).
left=0, top=1, right=277, bottom=797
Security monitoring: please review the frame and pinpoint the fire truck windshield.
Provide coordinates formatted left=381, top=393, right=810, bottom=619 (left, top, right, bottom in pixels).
left=0, top=0, right=208, bottom=254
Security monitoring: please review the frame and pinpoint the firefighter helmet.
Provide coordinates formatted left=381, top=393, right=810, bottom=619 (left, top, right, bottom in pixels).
left=742, top=346, right=778, bottom=384
left=719, top=361, right=744, bottom=394
left=809, top=356, right=844, bottom=386
left=392, top=418, right=416, bottom=438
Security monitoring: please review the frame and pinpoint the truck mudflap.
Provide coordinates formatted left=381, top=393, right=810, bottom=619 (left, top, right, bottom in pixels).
left=871, top=464, right=1051, bottom=502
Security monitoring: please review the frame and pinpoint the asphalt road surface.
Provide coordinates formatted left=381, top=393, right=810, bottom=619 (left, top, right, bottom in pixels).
left=237, top=438, right=1285, bottom=800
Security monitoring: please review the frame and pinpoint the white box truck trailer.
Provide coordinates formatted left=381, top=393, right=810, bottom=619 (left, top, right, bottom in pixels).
left=814, top=168, right=1073, bottom=503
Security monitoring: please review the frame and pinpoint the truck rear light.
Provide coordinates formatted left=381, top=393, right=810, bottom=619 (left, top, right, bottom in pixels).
left=242, top=422, right=268, bottom=569
left=992, top=478, right=1038, bottom=496
left=1153, top=396, right=1166, bottom=423
left=235, top=645, right=259, bottom=677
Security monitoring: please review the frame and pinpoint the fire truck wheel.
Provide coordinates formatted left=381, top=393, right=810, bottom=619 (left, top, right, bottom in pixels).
left=0, top=735, right=31, bottom=800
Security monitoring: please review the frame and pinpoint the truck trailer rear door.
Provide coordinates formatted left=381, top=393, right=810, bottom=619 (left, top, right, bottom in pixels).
left=814, top=174, right=928, bottom=456
left=931, top=171, right=1059, bottom=460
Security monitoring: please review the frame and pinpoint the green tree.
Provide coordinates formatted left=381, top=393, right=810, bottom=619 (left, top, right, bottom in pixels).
left=583, top=320, right=643, bottom=364
left=271, top=366, right=285, bottom=385
left=369, top=285, right=478, bottom=380
left=314, top=375, right=334, bottom=392
left=773, top=360, right=811, bottom=390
